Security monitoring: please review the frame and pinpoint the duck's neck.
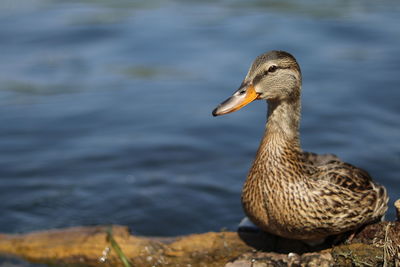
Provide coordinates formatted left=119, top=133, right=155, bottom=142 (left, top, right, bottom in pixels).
left=243, top=97, right=304, bottom=218
left=263, top=98, right=302, bottom=154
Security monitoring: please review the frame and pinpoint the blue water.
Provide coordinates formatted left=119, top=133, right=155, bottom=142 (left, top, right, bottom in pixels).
left=0, top=0, right=399, bottom=259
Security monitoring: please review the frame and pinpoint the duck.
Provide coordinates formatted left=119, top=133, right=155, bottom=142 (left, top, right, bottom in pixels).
left=212, top=50, right=389, bottom=241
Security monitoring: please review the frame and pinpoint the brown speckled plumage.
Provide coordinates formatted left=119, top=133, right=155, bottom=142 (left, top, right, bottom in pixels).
left=213, top=50, right=389, bottom=241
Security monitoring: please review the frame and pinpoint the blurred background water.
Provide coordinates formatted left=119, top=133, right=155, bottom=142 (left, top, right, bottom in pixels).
left=0, top=0, right=399, bottom=263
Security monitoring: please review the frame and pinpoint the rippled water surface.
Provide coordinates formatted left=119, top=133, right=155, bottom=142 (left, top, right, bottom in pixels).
left=0, top=0, right=399, bottom=261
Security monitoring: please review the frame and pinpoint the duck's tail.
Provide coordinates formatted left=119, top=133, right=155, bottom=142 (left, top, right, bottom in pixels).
left=371, top=183, right=389, bottom=221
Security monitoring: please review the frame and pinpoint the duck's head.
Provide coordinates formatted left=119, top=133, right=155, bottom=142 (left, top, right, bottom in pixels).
left=212, top=50, right=302, bottom=116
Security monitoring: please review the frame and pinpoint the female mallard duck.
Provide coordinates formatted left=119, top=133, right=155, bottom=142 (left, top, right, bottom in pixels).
left=212, top=50, right=389, bottom=241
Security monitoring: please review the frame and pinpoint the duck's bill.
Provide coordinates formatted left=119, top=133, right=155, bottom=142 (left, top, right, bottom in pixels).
left=212, top=84, right=259, bottom=116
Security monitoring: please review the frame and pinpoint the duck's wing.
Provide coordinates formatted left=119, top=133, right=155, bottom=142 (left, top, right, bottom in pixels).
left=314, top=160, right=389, bottom=220
left=303, top=152, right=385, bottom=196
left=317, top=160, right=374, bottom=191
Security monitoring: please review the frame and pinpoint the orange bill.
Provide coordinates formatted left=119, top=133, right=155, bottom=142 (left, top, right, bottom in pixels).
left=212, top=84, right=259, bottom=116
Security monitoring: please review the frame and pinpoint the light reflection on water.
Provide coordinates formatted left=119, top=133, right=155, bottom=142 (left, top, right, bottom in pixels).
left=0, top=0, right=399, bottom=253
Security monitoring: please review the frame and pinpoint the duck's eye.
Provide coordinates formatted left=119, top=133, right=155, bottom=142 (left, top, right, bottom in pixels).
left=268, top=65, right=277, bottom=73
left=239, top=90, right=246, bottom=95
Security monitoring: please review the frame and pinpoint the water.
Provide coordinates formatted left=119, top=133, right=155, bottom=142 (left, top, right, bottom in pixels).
left=0, top=0, right=399, bottom=263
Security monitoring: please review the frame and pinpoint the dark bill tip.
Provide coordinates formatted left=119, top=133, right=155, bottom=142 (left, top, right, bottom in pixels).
left=212, top=107, right=220, bottom=117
